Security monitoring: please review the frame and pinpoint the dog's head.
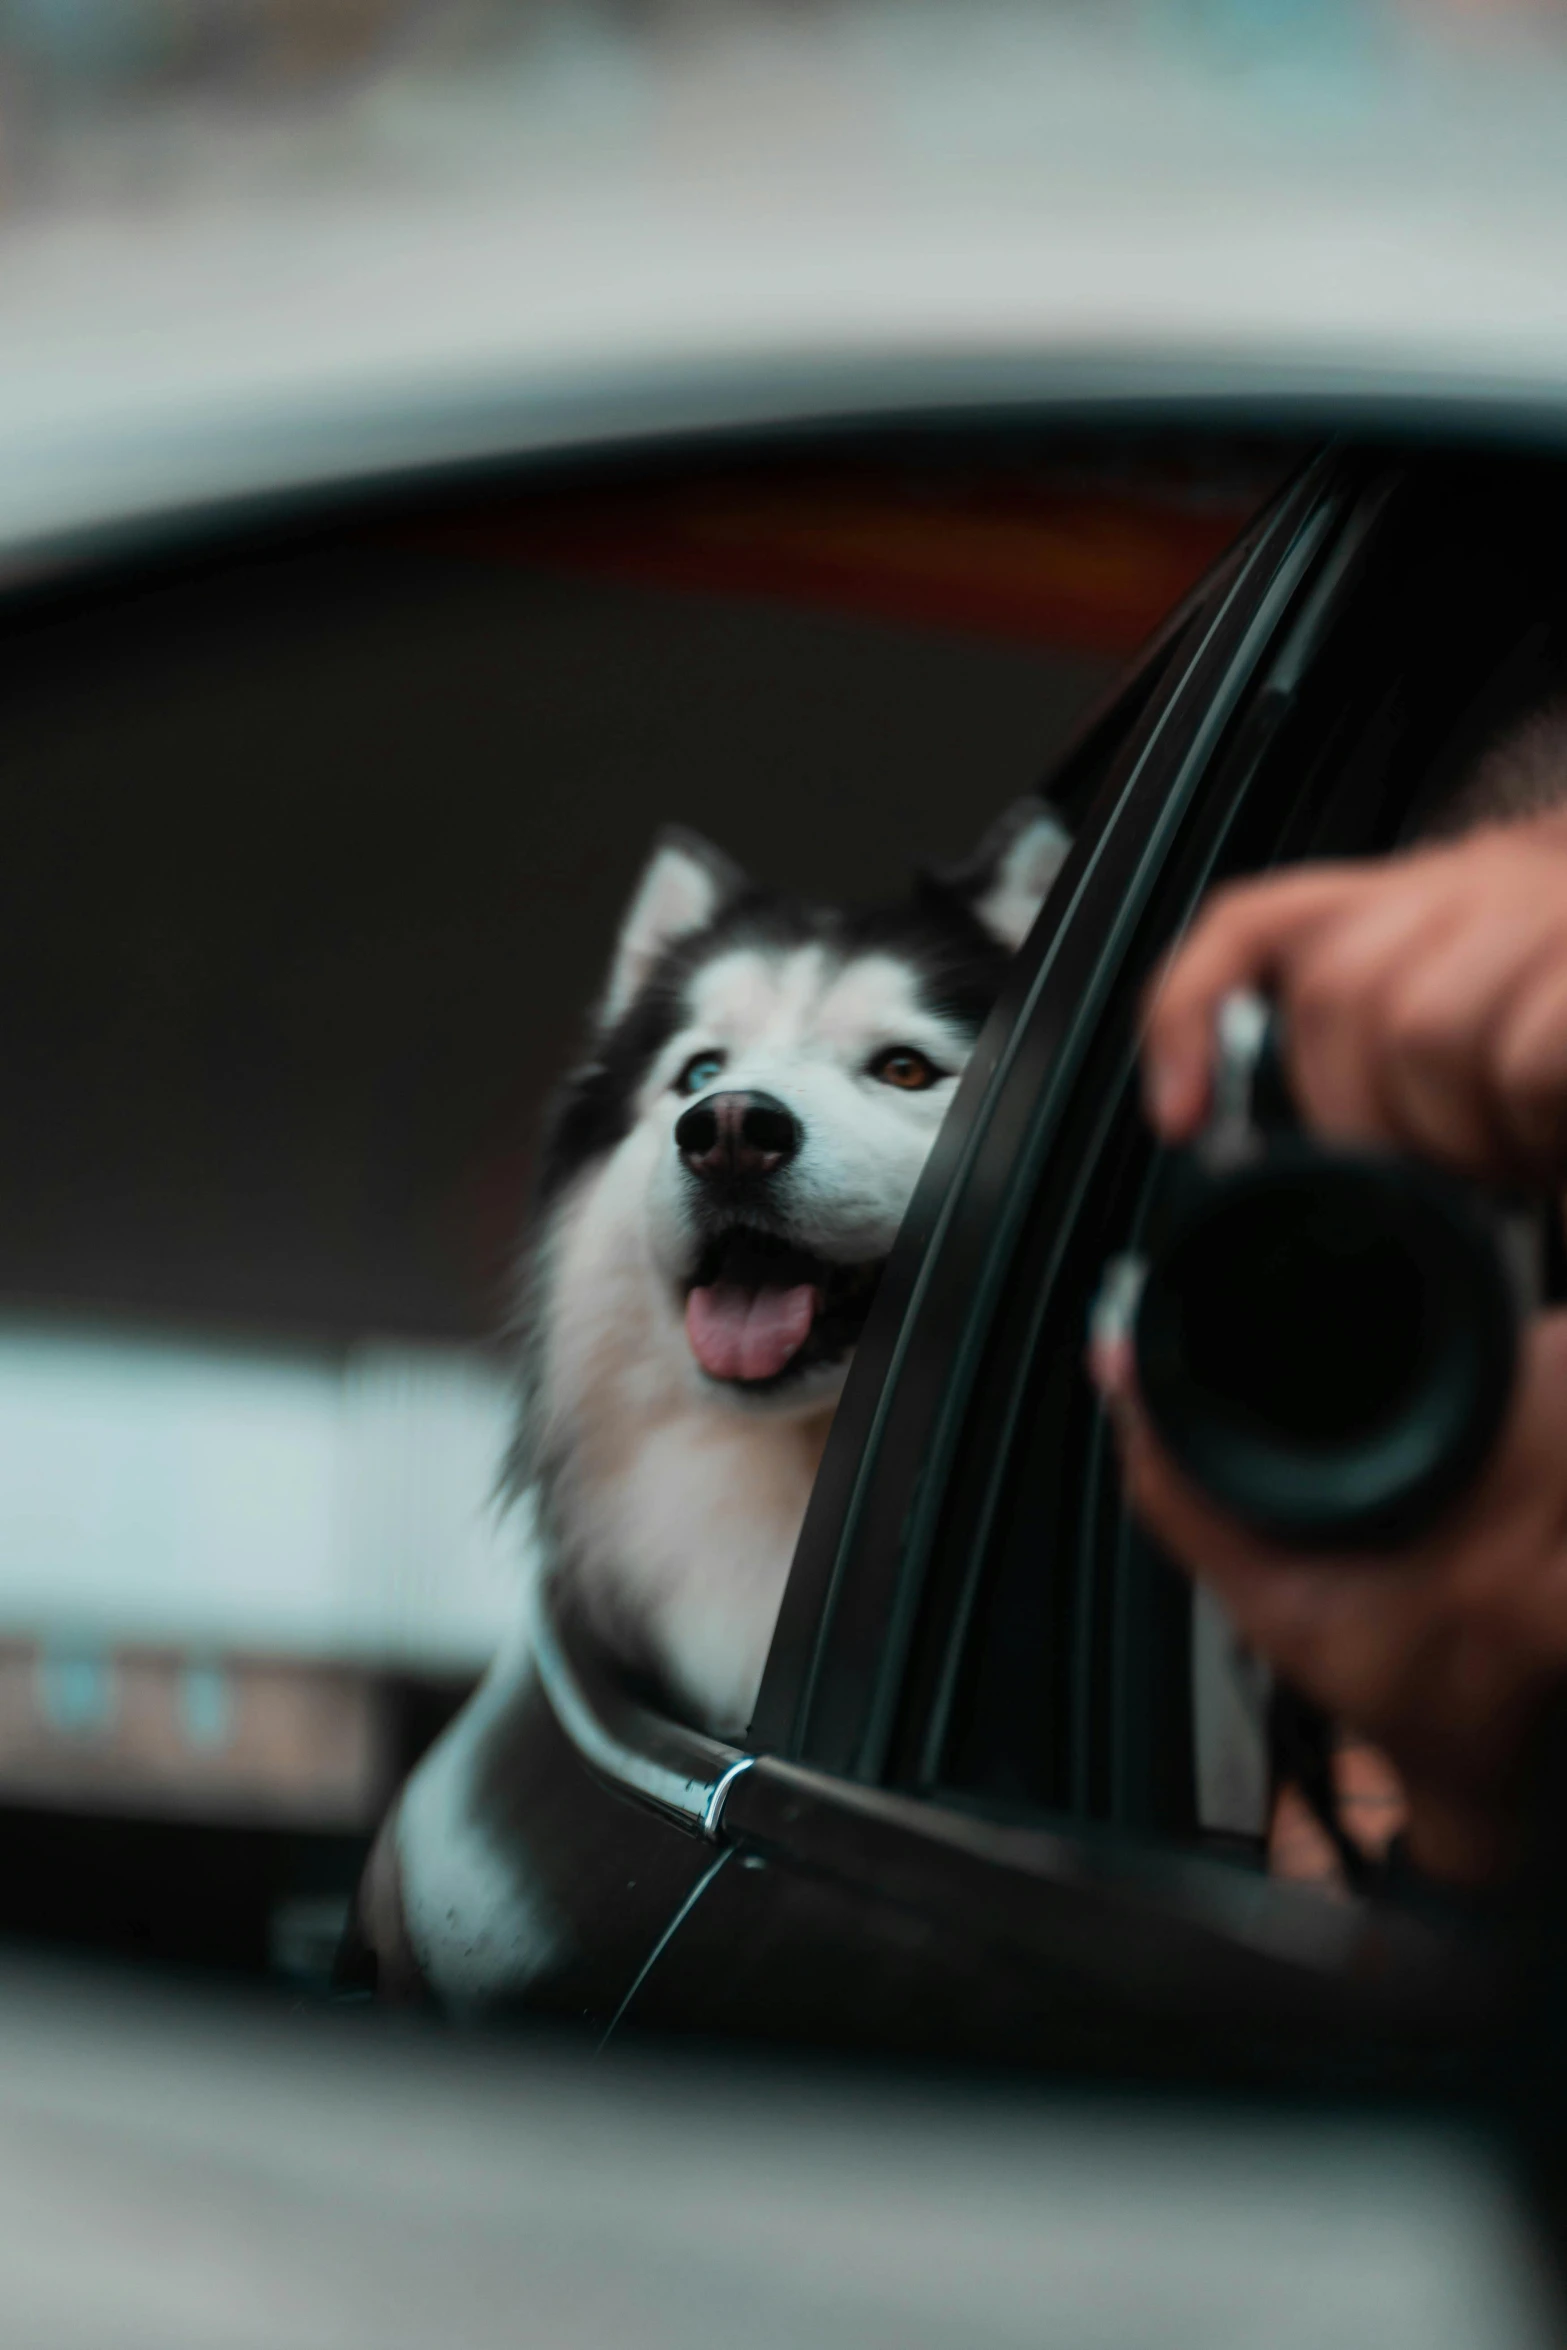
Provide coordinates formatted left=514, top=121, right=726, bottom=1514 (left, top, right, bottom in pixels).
left=536, top=799, right=1070, bottom=1420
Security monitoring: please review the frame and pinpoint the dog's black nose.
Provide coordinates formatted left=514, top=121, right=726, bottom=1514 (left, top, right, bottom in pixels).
left=675, top=1090, right=801, bottom=1183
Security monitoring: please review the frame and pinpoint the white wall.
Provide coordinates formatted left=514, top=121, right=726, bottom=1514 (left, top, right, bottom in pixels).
left=0, top=1322, right=524, bottom=1668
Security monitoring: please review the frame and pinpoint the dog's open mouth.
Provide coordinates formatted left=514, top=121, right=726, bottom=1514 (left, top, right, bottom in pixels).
left=683, top=1226, right=883, bottom=1387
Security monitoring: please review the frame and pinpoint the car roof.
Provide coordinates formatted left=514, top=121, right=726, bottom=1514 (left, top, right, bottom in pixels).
left=5, top=2, right=1567, bottom=562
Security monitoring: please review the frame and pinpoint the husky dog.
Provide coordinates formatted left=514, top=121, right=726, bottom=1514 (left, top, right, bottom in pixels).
left=356, top=797, right=1070, bottom=2011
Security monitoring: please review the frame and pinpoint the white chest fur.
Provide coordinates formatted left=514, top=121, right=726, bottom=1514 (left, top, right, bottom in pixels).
left=534, top=1143, right=831, bottom=1738
left=395, top=1611, right=568, bottom=2011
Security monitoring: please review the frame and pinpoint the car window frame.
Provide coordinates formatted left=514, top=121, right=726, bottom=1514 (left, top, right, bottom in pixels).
left=749, top=442, right=1367, bottom=1786
left=901, top=460, right=1406, bottom=1835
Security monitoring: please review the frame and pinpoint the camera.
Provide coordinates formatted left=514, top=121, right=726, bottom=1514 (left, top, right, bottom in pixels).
left=1102, top=993, right=1536, bottom=1548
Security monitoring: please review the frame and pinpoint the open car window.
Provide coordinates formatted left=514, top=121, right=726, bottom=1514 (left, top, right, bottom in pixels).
left=0, top=428, right=1290, bottom=1981
left=869, top=449, right=1567, bottom=1897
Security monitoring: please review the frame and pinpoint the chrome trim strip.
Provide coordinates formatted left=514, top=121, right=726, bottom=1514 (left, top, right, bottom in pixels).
left=530, top=1572, right=753, bottom=1841
left=700, top=1756, right=757, bottom=1840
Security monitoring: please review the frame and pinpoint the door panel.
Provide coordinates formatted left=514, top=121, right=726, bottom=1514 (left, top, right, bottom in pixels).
left=612, top=1754, right=1485, bottom=2078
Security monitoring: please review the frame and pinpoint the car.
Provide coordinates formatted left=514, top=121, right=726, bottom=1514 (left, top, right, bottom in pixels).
left=1, top=2, right=1567, bottom=2332
left=2, top=429, right=1556, bottom=2345
left=425, top=439, right=1553, bottom=2086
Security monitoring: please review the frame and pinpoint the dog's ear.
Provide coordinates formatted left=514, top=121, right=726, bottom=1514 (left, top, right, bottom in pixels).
left=929, top=795, right=1072, bottom=952
left=600, top=826, right=748, bottom=1026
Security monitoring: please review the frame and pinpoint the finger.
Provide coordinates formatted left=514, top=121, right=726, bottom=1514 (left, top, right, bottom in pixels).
left=1280, top=895, right=1480, bottom=1154
left=1436, top=1309, right=1567, bottom=1640
left=1112, top=1387, right=1440, bottom=1720
left=1119, top=1310, right=1567, bottom=1721
left=1366, top=934, right=1528, bottom=1178
left=1141, top=865, right=1376, bottom=1140
left=1490, top=959, right=1567, bottom=1181
left=1113, top=1394, right=1339, bottom=1655
left=1356, top=882, right=1567, bottom=1178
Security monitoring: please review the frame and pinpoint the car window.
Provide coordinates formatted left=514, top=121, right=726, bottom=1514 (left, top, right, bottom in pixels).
left=0, top=428, right=1289, bottom=1985
left=758, top=450, right=1341, bottom=1789
left=908, top=450, right=1567, bottom=1876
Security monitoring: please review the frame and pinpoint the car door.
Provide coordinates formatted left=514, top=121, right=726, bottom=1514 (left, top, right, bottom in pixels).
left=556, top=437, right=1567, bottom=2078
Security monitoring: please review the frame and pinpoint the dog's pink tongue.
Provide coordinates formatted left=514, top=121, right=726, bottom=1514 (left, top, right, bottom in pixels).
left=686, top=1282, right=819, bottom=1383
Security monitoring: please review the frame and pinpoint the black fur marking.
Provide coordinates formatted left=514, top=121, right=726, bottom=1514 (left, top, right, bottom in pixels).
left=534, top=967, right=686, bottom=1205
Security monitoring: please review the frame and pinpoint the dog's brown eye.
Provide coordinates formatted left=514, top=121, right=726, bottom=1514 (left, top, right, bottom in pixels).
left=676, top=1051, right=726, bottom=1096
left=869, top=1047, right=941, bottom=1091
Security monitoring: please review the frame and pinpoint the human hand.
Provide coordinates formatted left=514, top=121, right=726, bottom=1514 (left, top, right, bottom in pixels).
left=1091, top=1311, right=1567, bottom=1887
left=1142, top=809, right=1567, bottom=1186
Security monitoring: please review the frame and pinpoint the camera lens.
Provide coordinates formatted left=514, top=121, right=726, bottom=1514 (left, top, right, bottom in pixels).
left=1134, top=1147, right=1518, bottom=1546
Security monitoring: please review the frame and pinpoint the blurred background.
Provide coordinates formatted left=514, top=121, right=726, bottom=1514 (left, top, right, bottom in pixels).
left=0, top=16, right=1557, bottom=2349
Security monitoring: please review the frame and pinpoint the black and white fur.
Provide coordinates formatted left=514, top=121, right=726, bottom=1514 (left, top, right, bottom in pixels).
left=358, top=797, right=1070, bottom=2011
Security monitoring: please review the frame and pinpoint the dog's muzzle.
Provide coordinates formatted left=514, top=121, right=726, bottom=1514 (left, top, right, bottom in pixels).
left=672, top=1092, right=877, bottom=1391
left=674, top=1091, right=801, bottom=1190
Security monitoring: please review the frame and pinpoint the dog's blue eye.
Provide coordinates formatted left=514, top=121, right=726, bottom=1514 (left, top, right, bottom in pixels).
left=676, top=1051, right=726, bottom=1095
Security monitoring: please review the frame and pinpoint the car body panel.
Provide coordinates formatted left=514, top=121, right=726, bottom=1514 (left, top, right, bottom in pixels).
left=7, top=9, right=1567, bottom=568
